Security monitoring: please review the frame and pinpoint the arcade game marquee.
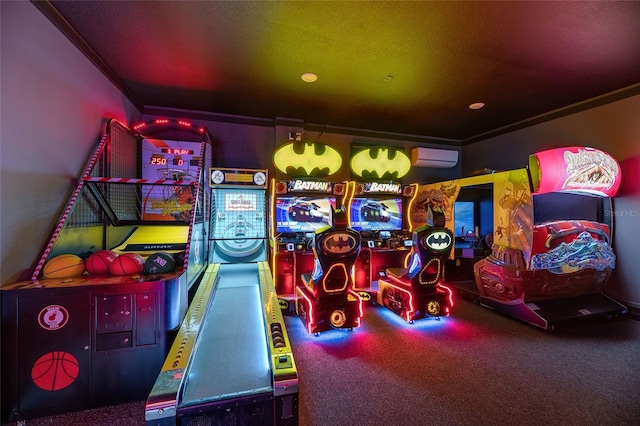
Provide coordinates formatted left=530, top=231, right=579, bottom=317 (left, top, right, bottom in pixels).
left=1, top=118, right=213, bottom=422
left=145, top=168, right=298, bottom=426
left=416, top=146, right=627, bottom=330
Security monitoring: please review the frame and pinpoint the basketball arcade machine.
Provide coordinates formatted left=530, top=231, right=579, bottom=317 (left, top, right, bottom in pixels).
left=145, top=168, right=299, bottom=425
left=1, top=118, right=212, bottom=422
left=433, top=146, right=627, bottom=329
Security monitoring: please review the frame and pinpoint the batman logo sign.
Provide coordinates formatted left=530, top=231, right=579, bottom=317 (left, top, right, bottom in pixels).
left=274, top=141, right=342, bottom=177
left=278, top=299, right=289, bottom=311
left=358, top=291, right=371, bottom=301
left=323, top=233, right=357, bottom=254
left=350, top=147, right=411, bottom=180
left=425, top=231, right=452, bottom=251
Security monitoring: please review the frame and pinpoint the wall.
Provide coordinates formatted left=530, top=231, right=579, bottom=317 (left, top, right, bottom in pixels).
left=0, top=2, right=141, bottom=286
left=462, top=94, right=640, bottom=310
left=144, top=108, right=462, bottom=187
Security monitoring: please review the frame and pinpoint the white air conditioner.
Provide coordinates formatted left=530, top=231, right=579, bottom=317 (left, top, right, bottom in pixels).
left=410, top=147, right=459, bottom=168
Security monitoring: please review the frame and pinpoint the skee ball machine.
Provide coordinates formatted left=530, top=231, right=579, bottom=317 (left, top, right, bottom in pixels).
left=428, top=146, right=627, bottom=330
left=145, top=167, right=298, bottom=425
left=1, top=118, right=212, bottom=422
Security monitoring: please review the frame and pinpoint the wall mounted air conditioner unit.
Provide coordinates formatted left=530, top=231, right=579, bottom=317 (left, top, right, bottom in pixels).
left=410, top=147, right=459, bottom=168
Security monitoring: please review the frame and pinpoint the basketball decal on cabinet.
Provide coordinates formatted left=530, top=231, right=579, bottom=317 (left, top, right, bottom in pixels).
left=38, top=305, right=69, bottom=330
left=31, top=351, right=80, bottom=391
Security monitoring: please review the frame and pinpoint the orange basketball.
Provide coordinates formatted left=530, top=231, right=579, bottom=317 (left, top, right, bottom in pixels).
left=85, top=250, right=118, bottom=275
left=31, top=351, right=79, bottom=391
left=42, top=254, right=85, bottom=279
left=110, top=253, right=144, bottom=275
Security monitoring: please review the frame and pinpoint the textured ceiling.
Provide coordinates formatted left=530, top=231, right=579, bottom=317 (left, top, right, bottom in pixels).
left=45, top=1, right=640, bottom=144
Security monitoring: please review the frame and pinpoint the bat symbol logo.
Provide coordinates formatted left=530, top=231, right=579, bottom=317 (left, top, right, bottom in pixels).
left=323, top=233, right=357, bottom=254
left=278, top=299, right=289, bottom=310
left=425, top=231, right=452, bottom=251
left=274, top=141, right=342, bottom=177
left=350, top=147, right=411, bottom=179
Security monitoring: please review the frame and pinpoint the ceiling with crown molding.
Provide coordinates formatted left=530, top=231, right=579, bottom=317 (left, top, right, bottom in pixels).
left=44, top=1, right=640, bottom=144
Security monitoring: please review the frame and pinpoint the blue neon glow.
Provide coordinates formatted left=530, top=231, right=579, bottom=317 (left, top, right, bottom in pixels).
left=311, top=257, right=323, bottom=281
left=407, top=252, right=421, bottom=277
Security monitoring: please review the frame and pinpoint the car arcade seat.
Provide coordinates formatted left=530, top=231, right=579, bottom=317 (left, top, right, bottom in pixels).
left=297, top=207, right=363, bottom=334
left=377, top=219, right=454, bottom=323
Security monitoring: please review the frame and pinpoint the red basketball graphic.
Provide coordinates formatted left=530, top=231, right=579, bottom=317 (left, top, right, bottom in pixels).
left=109, top=252, right=144, bottom=275
left=31, top=351, right=79, bottom=391
left=85, top=250, right=118, bottom=275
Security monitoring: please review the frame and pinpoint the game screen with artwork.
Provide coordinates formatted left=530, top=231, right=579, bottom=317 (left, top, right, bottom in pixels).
left=275, top=196, right=336, bottom=233
left=350, top=197, right=402, bottom=232
left=141, top=138, right=202, bottom=221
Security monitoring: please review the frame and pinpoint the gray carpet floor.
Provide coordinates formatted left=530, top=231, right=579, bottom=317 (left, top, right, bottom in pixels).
left=3, top=298, right=639, bottom=426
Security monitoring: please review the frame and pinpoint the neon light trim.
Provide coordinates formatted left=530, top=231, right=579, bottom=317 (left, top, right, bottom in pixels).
left=407, top=252, right=421, bottom=276
left=297, top=287, right=315, bottom=334
left=350, top=289, right=364, bottom=320
left=418, top=259, right=441, bottom=285
left=438, top=283, right=454, bottom=309
left=322, top=263, right=349, bottom=293
left=406, top=183, right=419, bottom=232
left=269, top=178, right=277, bottom=284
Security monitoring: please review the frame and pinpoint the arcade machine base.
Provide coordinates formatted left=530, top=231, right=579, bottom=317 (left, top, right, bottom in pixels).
left=1, top=274, right=180, bottom=423
left=296, top=274, right=362, bottom=334
left=450, top=280, right=627, bottom=330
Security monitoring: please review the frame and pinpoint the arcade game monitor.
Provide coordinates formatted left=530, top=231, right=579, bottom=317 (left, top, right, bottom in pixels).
left=349, top=197, right=403, bottom=233
left=275, top=196, right=336, bottom=233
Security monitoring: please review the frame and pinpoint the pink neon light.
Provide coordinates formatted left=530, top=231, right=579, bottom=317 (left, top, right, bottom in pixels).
left=298, top=289, right=315, bottom=334
left=349, top=289, right=364, bottom=319
left=438, top=283, right=454, bottom=310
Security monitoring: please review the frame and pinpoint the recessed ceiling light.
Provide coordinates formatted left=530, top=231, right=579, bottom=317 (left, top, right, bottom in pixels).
left=469, top=102, right=485, bottom=110
left=301, top=72, right=318, bottom=83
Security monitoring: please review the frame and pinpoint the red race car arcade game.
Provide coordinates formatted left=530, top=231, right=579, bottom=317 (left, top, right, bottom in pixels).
left=347, top=145, right=417, bottom=304
left=347, top=145, right=455, bottom=323
left=297, top=206, right=363, bottom=334
left=421, top=146, right=627, bottom=330
left=269, top=140, right=347, bottom=314
left=1, top=118, right=212, bottom=422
